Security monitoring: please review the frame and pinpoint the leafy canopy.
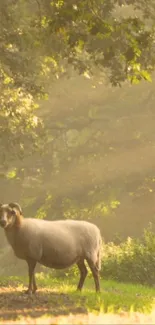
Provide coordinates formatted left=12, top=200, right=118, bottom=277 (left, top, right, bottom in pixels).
left=1, top=0, right=155, bottom=166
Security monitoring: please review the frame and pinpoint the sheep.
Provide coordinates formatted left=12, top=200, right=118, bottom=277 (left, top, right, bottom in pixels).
left=0, top=202, right=102, bottom=294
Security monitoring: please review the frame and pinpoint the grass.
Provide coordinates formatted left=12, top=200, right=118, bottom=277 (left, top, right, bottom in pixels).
left=0, top=274, right=155, bottom=323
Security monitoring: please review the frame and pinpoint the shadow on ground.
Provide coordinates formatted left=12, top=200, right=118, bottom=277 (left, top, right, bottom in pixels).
left=0, top=288, right=87, bottom=321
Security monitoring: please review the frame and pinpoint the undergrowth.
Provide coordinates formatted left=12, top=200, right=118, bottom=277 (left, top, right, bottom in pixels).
left=101, top=224, right=155, bottom=285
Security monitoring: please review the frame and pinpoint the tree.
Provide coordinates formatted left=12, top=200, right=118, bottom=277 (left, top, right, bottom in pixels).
left=0, top=0, right=45, bottom=167
left=1, top=0, right=155, bottom=167
left=1, top=0, right=155, bottom=88
left=40, top=0, right=155, bottom=85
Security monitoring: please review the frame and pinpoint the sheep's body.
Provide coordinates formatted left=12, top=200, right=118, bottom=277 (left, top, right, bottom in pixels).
left=0, top=203, right=102, bottom=293
left=5, top=218, right=102, bottom=270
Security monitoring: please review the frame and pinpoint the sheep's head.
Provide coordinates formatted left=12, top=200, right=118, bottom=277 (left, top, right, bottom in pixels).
left=0, top=203, right=22, bottom=229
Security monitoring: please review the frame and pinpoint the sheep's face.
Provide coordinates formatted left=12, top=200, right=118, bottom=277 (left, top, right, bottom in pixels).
left=0, top=204, right=16, bottom=229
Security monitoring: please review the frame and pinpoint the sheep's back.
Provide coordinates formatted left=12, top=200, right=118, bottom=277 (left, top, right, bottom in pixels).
left=37, top=219, right=101, bottom=257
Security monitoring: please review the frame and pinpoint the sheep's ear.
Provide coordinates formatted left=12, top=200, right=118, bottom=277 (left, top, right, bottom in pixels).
left=8, top=202, right=22, bottom=215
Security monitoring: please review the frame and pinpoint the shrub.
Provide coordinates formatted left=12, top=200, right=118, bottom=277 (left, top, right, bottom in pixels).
left=101, top=224, right=155, bottom=285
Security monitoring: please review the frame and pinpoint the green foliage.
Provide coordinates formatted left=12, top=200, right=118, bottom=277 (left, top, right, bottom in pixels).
left=0, top=0, right=55, bottom=167
left=101, top=225, right=155, bottom=285
left=1, top=0, right=155, bottom=90
left=0, top=88, right=44, bottom=167
left=1, top=0, right=155, bottom=165
left=44, top=0, right=155, bottom=85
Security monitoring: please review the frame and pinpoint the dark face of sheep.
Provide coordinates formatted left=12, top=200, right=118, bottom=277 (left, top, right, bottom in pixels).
left=0, top=204, right=17, bottom=229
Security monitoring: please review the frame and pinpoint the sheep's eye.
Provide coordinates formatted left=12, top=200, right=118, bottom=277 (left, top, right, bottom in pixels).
left=7, top=209, right=15, bottom=217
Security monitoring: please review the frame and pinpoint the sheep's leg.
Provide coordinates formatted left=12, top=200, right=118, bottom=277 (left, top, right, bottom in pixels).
left=32, top=273, right=37, bottom=293
left=86, top=258, right=100, bottom=292
left=24, top=259, right=37, bottom=294
left=76, top=260, right=88, bottom=291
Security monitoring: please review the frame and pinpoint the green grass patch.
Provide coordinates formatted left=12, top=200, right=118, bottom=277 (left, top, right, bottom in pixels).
left=1, top=274, right=155, bottom=315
